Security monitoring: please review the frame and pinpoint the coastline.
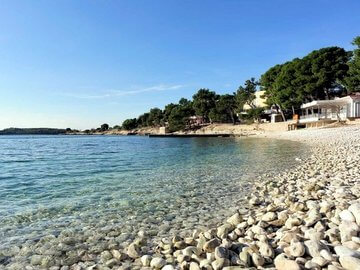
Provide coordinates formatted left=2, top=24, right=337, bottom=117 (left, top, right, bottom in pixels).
left=67, top=122, right=290, bottom=137
left=2, top=125, right=360, bottom=269
left=124, top=124, right=360, bottom=269
left=67, top=121, right=360, bottom=138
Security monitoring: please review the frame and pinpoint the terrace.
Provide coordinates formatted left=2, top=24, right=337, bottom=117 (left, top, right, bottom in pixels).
left=299, top=97, right=352, bottom=124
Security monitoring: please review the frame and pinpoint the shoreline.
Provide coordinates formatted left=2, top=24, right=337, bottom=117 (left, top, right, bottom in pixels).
left=66, top=122, right=290, bottom=137
left=123, top=125, right=360, bottom=269
left=67, top=121, right=358, bottom=138
left=2, top=125, right=360, bottom=269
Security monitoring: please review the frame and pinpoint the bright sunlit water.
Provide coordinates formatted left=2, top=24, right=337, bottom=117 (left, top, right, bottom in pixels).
left=0, top=135, right=306, bottom=250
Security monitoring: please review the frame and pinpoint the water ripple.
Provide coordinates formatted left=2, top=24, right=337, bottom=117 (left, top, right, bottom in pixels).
left=0, top=135, right=307, bottom=249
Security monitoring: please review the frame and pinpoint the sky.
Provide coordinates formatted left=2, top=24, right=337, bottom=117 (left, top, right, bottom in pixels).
left=0, top=0, right=360, bottom=130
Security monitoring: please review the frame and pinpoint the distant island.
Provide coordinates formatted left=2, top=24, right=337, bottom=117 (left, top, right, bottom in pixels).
left=0, top=128, right=68, bottom=135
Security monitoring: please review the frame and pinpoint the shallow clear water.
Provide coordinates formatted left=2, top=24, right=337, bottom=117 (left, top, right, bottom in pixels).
left=0, top=135, right=306, bottom=251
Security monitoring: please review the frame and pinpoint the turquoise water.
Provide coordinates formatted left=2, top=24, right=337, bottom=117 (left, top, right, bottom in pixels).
left=0, top=135, right=305, bottom=261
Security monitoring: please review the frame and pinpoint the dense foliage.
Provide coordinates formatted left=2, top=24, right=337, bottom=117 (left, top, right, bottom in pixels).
left=192, top=89, right=218, bottom=122
left=344, top=37, right=360, bottom=92
left=100, top=123, right=109, bottom=131
left=122, top=118, right=138, bottom=130
left=168, top=101, right=194, bottom=132
left=235, top=78, right=258, bottom=111
left=209, top=94, right=236, bottom=124
left=260, top=46, right=352, bottom=119
left=120, top=36, right=360, bottom=131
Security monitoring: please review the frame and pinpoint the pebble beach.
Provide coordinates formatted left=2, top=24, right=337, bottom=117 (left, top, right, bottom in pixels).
left=129, top=125, right=360, bottom=270
left=2, top=125, right=360, bottom=270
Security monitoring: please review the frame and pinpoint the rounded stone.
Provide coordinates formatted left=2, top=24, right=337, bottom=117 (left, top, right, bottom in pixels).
left=252, top=253, right=264, bottom=267
left=127, top=243, right=141, bottom=259
left=214, top=246, right=228, bottom=260
left=274, top=254, right=301, bottom=270
left=203, top=238, right=221, bottom=253
left=140, top=255, right=152, bottom=266
left=339, top=256, right=360, bottom=270
left=150, top=257, right=166, bottom=269
left=189, top=262, right=201, bottom=270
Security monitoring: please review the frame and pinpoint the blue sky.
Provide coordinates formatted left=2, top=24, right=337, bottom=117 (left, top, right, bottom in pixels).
left=0, top=0, right=359, bottom=129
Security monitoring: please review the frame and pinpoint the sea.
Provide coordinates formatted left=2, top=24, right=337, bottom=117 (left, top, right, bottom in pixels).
left=0, top=135, right=306, bottom=256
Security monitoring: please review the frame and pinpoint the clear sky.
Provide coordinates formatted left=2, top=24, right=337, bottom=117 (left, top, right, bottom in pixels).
left=1, top=0, right=359, bottom=130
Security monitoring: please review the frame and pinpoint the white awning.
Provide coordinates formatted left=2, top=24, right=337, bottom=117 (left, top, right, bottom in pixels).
left=301, top=96, right=351, bottom=109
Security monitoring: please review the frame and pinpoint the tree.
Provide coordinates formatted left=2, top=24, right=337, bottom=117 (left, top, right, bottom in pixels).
left=192, top=89, right=218, bottom=122
left=179, top=98, right=192, bottom=107
left=344, top=36, right=360, bottom=92
left=100, top=123, right=109, bottom=131
left=260, top=64, right=284, bottom=107
left=166, top=98, right=194, bottom=132
left=235, top=78, right=258, bottom=112
left=148, top=108, right=163, bottom=126
left=137, top=113, right=150, bottom=127
left=209, top=94, right=237, bottom=124
left=111, top=41, right=354, bottom=130
left=260, top=47, right=351, bottom=121
left=303, top=47, right=350, bottom=99
left=122, top=118, right=138, bottom=130
left=167, top=106, right=188, bottom=132
left=163, top=103, right=177, bottom=124
left=261, top=62, right=299, bottom=121
left=247, top=107, right=264, bottom=122
left=274, top=59, right=306, bottom=113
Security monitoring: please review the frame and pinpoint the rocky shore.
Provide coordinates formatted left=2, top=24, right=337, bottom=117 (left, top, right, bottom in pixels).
left=125, top=125, right=360, bottom=270
left=2, top=125, right=360, bottom=270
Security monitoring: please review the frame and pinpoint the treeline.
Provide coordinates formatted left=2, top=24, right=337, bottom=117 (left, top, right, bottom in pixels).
left=262, top=37, right=360, bottom=120
left=120, top=36, right=360, bottom=131
left=82, top=123, right=115, bottom=134
left=122, top=80, right=260, bottom=132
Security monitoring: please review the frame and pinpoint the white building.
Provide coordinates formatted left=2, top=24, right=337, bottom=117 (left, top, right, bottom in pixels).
left=243, top=90, right=267, bottom=110
left=299, top=94, right=360, bottom=124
